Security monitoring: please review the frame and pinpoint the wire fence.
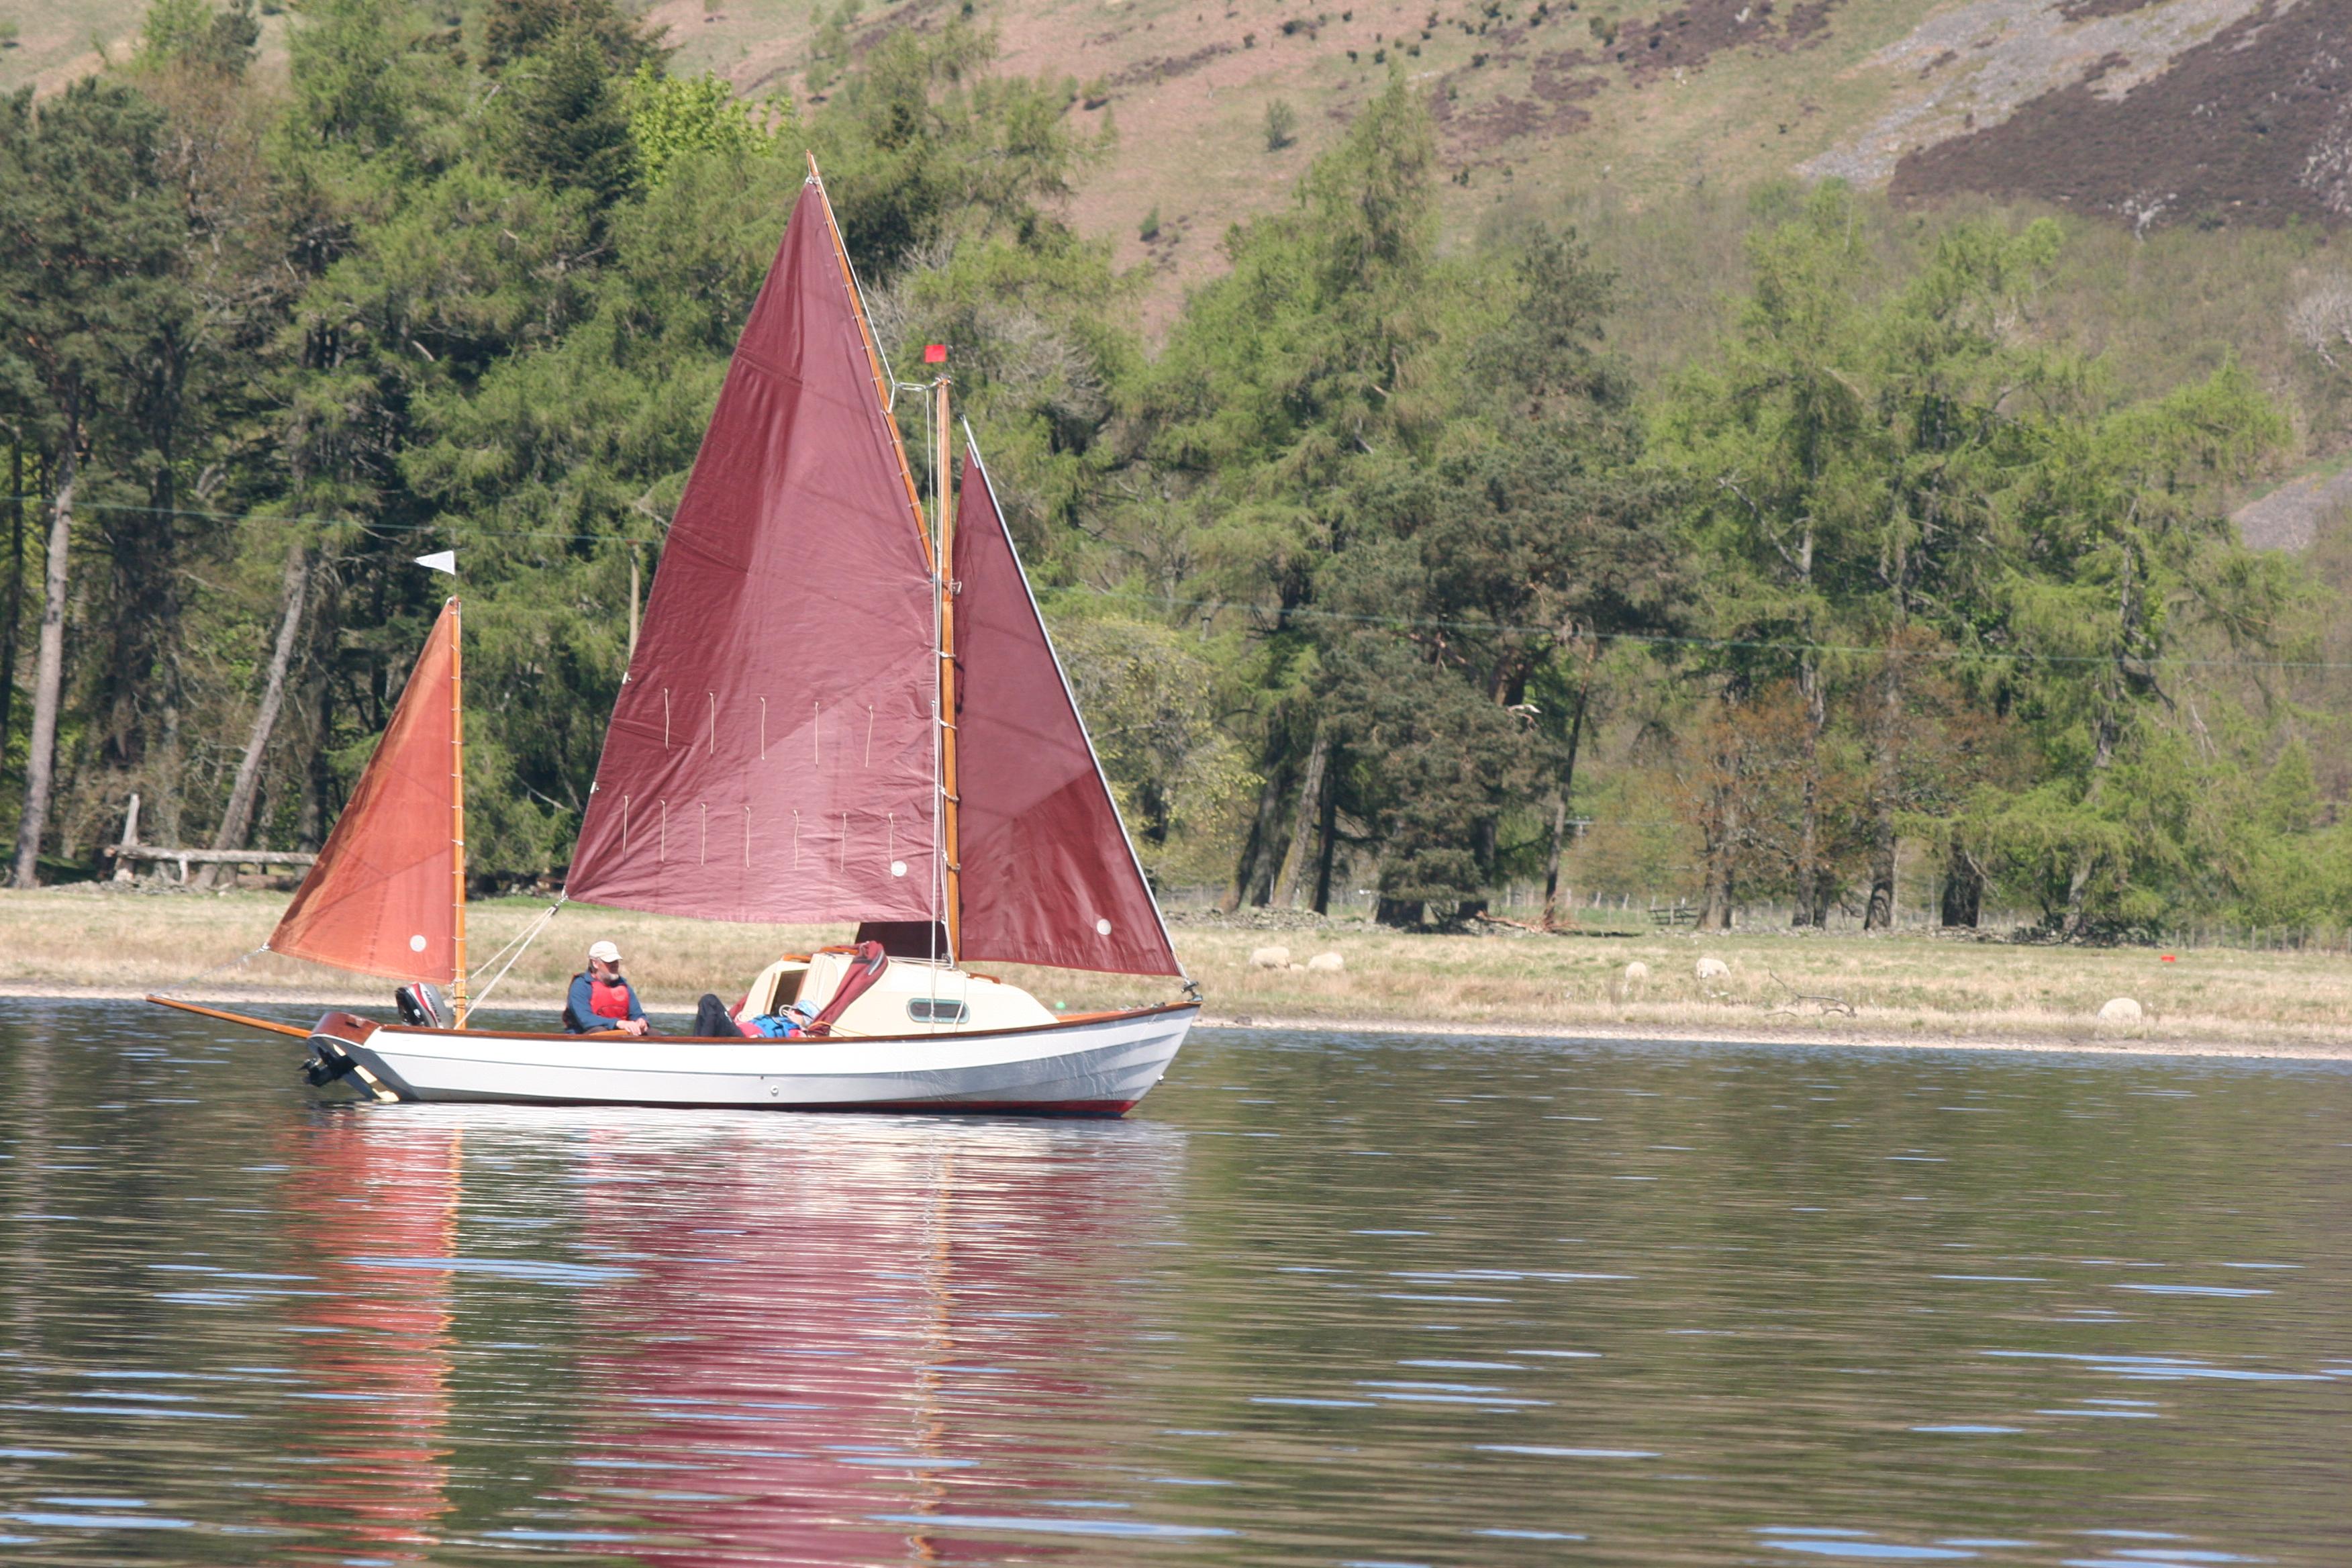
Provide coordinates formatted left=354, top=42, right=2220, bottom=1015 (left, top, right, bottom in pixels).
left=1162, top=881, right=2352, bottom=953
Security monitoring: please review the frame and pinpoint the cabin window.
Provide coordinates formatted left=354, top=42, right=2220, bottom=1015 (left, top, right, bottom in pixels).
left=907, top=997, right=969, bottom=1024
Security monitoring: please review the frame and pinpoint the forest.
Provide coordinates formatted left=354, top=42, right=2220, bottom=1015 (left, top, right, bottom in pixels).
left=2, top=0, right=2348, bottom=937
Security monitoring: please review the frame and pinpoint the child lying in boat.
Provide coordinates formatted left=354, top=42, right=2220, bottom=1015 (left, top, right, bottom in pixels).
left=699, top=941, right=891, bottom=1038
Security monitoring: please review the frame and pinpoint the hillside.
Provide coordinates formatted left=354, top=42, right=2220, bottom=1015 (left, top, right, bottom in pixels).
left=9, top=0, right=2340, bottom=320
left=626, top=0, right=2345, bottom=318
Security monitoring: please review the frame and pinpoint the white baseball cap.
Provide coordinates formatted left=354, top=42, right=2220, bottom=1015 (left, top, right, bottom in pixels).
left=587, top=940, right=622, bottom=965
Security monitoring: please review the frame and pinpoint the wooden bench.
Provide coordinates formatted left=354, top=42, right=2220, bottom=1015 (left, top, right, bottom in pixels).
left=1647, top=905, right=1698, bottom=928
left=105, top=844, right=317, bottom=883
left=102, top=791, right=316, bottom=883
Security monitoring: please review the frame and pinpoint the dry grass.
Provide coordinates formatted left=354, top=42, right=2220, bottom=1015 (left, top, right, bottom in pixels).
left=9, top=885, right=2352, bottom=1052
left=1160, top=924, right=2352, bottom=1052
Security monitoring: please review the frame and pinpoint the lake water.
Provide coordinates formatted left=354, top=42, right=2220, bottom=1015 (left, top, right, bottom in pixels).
left=0, top=1002, right=2347, bottom=1565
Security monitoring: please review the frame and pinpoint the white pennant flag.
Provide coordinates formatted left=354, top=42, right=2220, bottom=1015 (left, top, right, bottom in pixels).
left=414, top=550, right=457, bottom=576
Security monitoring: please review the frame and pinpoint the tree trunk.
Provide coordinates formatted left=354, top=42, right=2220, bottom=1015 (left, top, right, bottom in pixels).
left=1696, top=801, right=1736, bottom=932
left=13, top=438, right=75, bottom=889
left=1541, top=792, right=1569, bottom=928
left=298, top=665, right=332, bottom=850
left=1375, top=895, right=1424, bottom=928
left=0, top=440, right=23, bottom=765
left=1792, top=654, right=1825, bottom=927
left=1540, top=679, right=1591, bottom=929
left=1224, top=752, right=1287, bottom=912
left=1863, top=652, right=1903, bottom=930
left=198, top=544, right=308, bottom=888
left=2063, top=551, right=2137, bottom=939
left=2062, top=697, right=2122, bottom=938
left=1310, top=772, right=1340, bottom=916
left=1271, top=722, right=1329, bottom=908
left=1696, top=746, right=1738, bottom=933
left=1459, top=815, right=1498, bottom=922
left=1940, top=846, right=1981, bottom=928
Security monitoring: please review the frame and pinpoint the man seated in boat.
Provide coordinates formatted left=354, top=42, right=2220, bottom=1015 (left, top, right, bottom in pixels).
left=564, top=941, right=651, bottom=1036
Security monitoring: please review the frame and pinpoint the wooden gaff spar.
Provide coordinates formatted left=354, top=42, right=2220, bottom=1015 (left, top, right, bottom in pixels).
left=151, top=162, right=1198, bottom=1114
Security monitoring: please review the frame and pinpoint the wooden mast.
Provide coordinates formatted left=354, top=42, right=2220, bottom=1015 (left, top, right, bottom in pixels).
left=936, top=368, right=961, bottom=958
left=448, top=597, right=469, bottom=1026
left=807, top=150, right=956, bottom=949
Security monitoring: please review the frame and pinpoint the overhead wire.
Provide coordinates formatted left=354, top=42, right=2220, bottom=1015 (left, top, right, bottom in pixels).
left=1052, top=584, right=2352, bottom=673
left=3, top=496, right=2345, bottom=671
left=0, top=494, right=657, bottom=546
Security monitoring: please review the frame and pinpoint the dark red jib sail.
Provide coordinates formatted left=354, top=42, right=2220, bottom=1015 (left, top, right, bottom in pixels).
left=953, top=448, right=1182, bottom=977
left=271, top=601, right=460, bottom=983
left=565, top=177, right=940, bottom=924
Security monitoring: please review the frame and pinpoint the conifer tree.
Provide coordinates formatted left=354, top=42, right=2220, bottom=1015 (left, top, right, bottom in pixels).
left=0, top=80, right=189, bottom=885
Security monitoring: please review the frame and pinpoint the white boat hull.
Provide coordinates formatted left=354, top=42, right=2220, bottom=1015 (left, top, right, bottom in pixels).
left=305, top=1004, right=1198, bottom=1115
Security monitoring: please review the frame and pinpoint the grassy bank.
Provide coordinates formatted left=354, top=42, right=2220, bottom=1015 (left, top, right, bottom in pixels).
left=5, top=886, right=2350, bottom=1057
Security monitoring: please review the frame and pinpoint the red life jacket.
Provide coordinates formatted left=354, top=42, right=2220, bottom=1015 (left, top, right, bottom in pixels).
left=589, top=976, right=632, bottom=1020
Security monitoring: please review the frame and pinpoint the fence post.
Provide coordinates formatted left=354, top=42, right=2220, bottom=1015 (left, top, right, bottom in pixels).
left=111, top=793, right=140, bottom=884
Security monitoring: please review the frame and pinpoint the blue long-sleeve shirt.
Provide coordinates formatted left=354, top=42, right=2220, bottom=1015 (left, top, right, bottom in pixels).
left=564, top=971, right=646, bottom=1033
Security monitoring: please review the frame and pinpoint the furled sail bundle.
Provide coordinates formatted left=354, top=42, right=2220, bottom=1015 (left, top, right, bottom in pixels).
left=270, top=600, right=462, bottom=983
left=565, top=179, right=940, bottom=924
left=952, top=449, right=1181, bottom=977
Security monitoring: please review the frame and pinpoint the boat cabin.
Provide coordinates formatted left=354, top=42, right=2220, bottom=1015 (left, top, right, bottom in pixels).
left=738, top=949, right=1056, bottom=1036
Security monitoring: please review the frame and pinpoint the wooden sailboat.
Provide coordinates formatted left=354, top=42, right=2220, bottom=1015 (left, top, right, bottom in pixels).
left=154, top=165, right=1199, bottom=1114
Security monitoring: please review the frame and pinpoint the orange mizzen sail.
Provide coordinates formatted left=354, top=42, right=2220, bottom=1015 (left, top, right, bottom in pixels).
left=271, top=601, right=462, bottom=984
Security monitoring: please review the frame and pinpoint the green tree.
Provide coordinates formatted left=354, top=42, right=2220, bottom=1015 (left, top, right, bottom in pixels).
left=0, top=80, right=191, bottom=884
left=491, top=22, right=644, bottom=211
left=626, top=65, right=783, bottom=186
left=1978, top=361, right=2290, bottom=934
left=1656, top=187, right=2057, bottom=929
left=1123, top=71, right=1438, bottom=911
left=134, top=0, right=260, bottom=77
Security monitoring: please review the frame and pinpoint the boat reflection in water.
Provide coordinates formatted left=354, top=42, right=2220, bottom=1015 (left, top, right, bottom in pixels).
left=277, top=1104, right=1186, bottom=1564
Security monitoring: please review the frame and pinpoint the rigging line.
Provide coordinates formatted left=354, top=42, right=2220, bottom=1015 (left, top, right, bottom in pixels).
left=466, top=917, right=541, bottom=974
left=1063, top=583, right=2352, bottom=673
left=157, top=944, right=269, bottom=1000
left=466, top=896, right=564, bottom=1013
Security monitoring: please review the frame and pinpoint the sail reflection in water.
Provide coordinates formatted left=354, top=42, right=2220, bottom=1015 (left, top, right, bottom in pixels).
left=276, top=1104, right=1185, bottom=1564
left=274, top=1116, right=462, bottom=1559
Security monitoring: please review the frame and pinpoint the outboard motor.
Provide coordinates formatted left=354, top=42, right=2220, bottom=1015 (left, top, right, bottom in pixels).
left=303, top=1047, right=357, bottom=1087
left=395, top=982, right=454, bottom=1029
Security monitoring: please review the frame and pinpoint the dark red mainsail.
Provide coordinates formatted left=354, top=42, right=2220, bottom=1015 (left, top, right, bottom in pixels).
left=952, top=448, right=1182, bottom=977
left=565, top=178, right=940, bottom=924
left=271, top=601, right=460, bottom=983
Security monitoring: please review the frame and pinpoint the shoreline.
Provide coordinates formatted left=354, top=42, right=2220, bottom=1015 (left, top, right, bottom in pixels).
left=40, top=983, right=2351, bottom=1063
left=13, top=889, right=2352, bottom=1064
